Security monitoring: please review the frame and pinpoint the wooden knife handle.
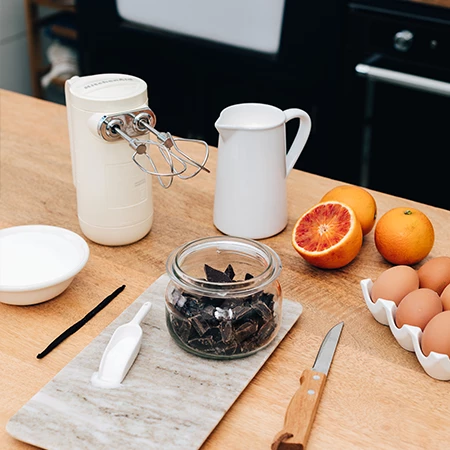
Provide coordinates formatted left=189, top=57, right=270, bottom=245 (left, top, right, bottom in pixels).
left=271, top=369, right=327, bottom=450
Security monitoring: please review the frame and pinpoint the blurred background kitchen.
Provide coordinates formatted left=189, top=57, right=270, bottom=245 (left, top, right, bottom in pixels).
left=1, top=0, right=449, bottom=210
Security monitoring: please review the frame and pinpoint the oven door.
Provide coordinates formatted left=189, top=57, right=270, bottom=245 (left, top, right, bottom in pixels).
left=345, top=3, right=450, bottom=211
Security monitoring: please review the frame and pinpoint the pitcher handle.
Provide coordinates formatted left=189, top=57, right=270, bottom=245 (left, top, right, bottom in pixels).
left=284, top=108, right=312, bottom=175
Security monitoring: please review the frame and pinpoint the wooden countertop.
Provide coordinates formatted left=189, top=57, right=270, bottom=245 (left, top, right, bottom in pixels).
left=1, top=88, right=450, bottom=450
left=409, top=0, right=450, bottom=8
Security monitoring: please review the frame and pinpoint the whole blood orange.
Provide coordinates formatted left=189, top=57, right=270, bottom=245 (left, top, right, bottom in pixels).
left=320, top=184, right=377, bottom=235
left=292, top=201, right=363, bottom=269
left=374, top=207, right=435, bottom=265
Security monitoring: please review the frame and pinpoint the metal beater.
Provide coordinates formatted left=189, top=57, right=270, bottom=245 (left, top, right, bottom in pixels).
left=98, top=107, right=210, bottom=189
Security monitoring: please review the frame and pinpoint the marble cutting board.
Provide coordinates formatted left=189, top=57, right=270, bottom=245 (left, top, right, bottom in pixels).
left=7, top=274, right=303, bottom=450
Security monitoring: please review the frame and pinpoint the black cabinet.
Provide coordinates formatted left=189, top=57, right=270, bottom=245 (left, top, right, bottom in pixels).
left=342, top=1, right=450, bottom=210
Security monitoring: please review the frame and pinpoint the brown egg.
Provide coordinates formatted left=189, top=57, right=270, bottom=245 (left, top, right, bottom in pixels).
left=395, top=288, right=442, bottom=330
left=421, top=310, right=450, bottom=357
left=371, top=265, right=419, bottom=306
left=441, top=283, right=450, bottom=311
left=417, top=256, right=450, bottom=295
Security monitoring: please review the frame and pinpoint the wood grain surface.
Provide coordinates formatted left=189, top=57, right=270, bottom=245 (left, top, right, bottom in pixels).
left=409, top=0, right=450, bottom=8
left=1, top=89, right=450, bottom=450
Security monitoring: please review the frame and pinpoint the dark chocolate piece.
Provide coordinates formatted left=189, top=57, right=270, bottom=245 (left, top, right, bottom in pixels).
left=204, top=264, right=233, bottom=282
left=231, top=305, right=251, bottom=321
left=253, top=301, right=273, bottom=321
left=219, top=320, right=234, bottom=344
left=235, top=321, right=258, bottom=343
left=257, top=320, right=276, bottom=344
left=224, top=264, right=235, bottom=280
left=260, top=292, right=275, bottom=309
left=191, top=314, right=210, bottom=336
left=188, top=336, right=215, bottom=351
left=173, top=318, right=192, bottom=342
left=205, top=326, right=222, bottom=342
left=214, top=339, right=239, bottom=356
left=202, top=304, right=217, bottom=321
left=240, top=334, right=261, bottom=352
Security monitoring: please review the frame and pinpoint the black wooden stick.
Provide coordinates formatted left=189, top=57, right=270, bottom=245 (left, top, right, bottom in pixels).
left=37, top=285, right=126, bottom=359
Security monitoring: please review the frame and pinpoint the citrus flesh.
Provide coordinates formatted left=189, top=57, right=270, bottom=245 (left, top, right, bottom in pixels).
left=374, top=207, right=434, bottom=265
left=292, top=201, right=363, bottom=269
left=320, top=184, right=377, bottom=236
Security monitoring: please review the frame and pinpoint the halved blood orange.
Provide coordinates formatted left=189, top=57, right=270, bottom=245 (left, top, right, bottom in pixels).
left=292, top=201, right=363, bottom=269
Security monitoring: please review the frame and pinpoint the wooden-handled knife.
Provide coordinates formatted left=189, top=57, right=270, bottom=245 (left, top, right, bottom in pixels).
left=271, top=321, right=344, bottom=450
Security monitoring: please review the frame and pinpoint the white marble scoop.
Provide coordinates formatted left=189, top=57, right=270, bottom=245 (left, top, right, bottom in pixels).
left=91, top=301, right=152, bottom=388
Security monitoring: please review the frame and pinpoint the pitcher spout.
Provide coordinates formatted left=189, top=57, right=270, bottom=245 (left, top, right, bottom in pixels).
left=214, top=118, right=236, bottom=141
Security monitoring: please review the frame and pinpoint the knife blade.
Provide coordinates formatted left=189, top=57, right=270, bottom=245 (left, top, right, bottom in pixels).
left=271, top=321, right=344, bottom=450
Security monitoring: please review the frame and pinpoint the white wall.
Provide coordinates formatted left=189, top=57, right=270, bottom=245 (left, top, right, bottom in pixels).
left=0, top=0, right=32, bottom=95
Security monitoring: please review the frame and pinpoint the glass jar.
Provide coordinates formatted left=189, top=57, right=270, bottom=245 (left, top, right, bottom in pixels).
left=165, top=236, right=283, bottom=359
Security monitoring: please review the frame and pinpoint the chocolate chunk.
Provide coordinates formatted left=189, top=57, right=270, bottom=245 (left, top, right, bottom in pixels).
left=204, top=264, right=233, bottom=282
left=245, top=273, right=254, bottom=280
left=219, top=320, right=234, bottom=344
left=235, top=321, right=258, bottom=343
left=240, top=334, right=260, bottom=353
left=214, top=339, right=239, bottom=356
left=260, top=292, right=274, bottom=309
left=188, top=336, right=215, bottom=351
left=172, top=292, right=201, bottom=318
left=253, top=301, right=273, bottom=321
left=202, top=304, right=217, bottom=321
left=172, top=318, right=192, bottom=342
left=205, top=326, right=222, bottom=342
left=231, top=304, right=256, bottom=322
left=191, top=314, right=210, bottom=336
left=257, top=320, right=276, bottom=344
left=224, top=264, right=235, bottom=280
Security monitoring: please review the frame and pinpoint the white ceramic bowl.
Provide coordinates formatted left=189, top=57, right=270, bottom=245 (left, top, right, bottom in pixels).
left=0, top=225, right=89, bottom=306
left=361, top=278, right=450, bottom=381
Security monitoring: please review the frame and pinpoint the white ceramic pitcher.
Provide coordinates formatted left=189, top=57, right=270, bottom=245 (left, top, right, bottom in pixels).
left=213, top=103, right=311, bottom=239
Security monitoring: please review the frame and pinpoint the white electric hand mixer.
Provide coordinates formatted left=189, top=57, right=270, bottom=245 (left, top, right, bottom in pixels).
left=65, top=73, right=209, bottom=246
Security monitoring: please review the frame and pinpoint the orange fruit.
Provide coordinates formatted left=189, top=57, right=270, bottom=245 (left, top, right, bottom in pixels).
left=320, top=184, right=377, bottom=235
left=374, top=207, right=435, bottom=265
left=292, top=201, right=363, bottom=269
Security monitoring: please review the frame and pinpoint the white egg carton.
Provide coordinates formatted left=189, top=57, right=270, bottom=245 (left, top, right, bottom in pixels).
left=360, top=278, right=450, bottom=381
